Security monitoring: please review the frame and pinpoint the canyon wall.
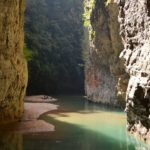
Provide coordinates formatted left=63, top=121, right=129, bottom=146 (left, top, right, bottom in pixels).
left=0, top=0, right=27, bottom=122
left=117, top=0, right=150, bottom=142
left=85, top=0, right=150, bottom=143
left=84, top=0, right=127, bottom=106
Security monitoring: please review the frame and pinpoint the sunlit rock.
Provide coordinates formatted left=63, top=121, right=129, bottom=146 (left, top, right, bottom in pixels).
left=117, top=0, right=150, bottom=142
left=0, top=0, right=27, bottom=122
left=84, top=0, right=127, bottom=106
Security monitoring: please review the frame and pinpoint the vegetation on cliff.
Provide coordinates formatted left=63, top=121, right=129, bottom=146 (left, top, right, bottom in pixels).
left=23, top=44, right=33, bottom=61
left=25, top=0, right=84, bottom=95
left=83, top=0, right=125, bottom=105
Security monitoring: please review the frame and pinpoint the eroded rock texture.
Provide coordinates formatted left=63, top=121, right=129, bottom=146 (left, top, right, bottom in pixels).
left=0, top=0, right=27, bottom=122
left=84, top=0, right=127, bottom=106
left=117, top=0, right=150, bottom=142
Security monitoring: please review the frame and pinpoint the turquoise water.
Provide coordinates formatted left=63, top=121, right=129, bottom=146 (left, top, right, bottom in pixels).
left=0, top=96, right=149, bottom=150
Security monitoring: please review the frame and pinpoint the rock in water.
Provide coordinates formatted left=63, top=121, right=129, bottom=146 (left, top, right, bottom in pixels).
left=0, top=0, right=27, bottom=122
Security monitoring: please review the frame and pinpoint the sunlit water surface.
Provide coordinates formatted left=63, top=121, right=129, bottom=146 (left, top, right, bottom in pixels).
left=0, top=96, right=149, bottom=150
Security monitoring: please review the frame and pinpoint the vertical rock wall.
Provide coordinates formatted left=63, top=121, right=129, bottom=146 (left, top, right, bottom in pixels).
left=0, top=0, right=27, bottom=122
left=84, top=0, right=127, bottom=106
left=117, top=0, right=150, bottom=142
left=85, top=0, right=150, bottom=143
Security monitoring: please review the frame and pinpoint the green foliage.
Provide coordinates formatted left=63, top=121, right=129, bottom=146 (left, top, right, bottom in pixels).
left=25, top=0, right=84, bottom=94
left=23, top=44, right=32, bottom=61
left=83, top=0, right=95, bottom=27
left=82, top=0, right=97, bottom=66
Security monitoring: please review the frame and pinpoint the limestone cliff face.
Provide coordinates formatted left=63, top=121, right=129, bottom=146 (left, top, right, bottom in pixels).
left=0, top=0, right=27, bottom=122
left=84, top=0, right=127, bottom=105
left=117, top=0, right=150, bottom=142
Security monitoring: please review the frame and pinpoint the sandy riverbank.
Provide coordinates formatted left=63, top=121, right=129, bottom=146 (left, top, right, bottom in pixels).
left=24, top=95, right=57, bottom=103
left=0, top=95, right=58, bottom=134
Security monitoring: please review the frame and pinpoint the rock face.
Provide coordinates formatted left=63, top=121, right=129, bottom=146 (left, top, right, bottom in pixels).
left=85, top=0, right=150, bottom=141
left=84, top=0, right=127, bottom=105
left=0, top=0, right=27, bottom=122
left=117, top=0, right=150, bottom=142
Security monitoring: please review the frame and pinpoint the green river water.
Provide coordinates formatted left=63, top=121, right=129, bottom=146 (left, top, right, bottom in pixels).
left=0, top=96, right=150, bottom=150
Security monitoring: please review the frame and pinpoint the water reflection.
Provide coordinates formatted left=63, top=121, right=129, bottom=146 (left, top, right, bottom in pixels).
left=0, top=133, right=22, bottom=150
left=35, top=96, right=149, bottom=150
left=0, top=96, right=149, bottom=150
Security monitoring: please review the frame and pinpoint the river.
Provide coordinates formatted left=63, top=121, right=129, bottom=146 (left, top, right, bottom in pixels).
left=0, top=96, right=149, bottom=150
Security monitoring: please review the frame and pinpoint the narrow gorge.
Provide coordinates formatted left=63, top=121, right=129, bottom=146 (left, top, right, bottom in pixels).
left=1, top=0, right=150, bottom=148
